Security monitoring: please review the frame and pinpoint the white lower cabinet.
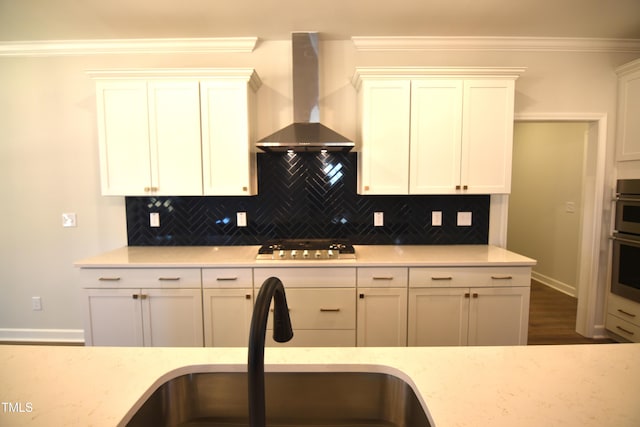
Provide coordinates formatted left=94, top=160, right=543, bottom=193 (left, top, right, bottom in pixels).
left=80, top=264, right=531, bottom=348
left=81, top=268, right=203, bottom=347
left=255, top=268, right=357, bottom=347
left=408, top=267, right=530, bottom=346
left=357, top=267, right=408, bottom=346
left=202, top=268, right=254, bottom=347
left=83, top=288, right=203, bottom=347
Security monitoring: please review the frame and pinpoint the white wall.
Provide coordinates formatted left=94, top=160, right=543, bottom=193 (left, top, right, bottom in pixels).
left=0, top=40, right=638, bottom=341
left=507, top=122, right=589, bottom=296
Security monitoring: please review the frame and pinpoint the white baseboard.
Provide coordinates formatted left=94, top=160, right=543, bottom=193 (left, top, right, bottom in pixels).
left=0, top=328, right=85, bottom=344
left=531, top=271, right=577, bottom=297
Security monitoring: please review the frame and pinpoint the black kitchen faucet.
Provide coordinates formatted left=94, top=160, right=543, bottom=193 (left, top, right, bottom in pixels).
left=248, top=276, right=294, bottom=427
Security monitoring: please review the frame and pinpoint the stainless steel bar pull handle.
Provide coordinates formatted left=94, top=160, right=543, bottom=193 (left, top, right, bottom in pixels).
left=431, top=276, right=453, bottom=281
left=372, top=276, right=394, bottom=280
left=216, top=277, right=238, bottom=281
left=320, top=308, right=341, bottom=312
left=99, top=277, right=121, bottom=281
left=491, top=275, right=513, bottom=280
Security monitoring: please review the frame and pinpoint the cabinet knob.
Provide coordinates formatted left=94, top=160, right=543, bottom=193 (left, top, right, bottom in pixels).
left=245, top=294, right=252, bottom=300
left=144, top=187, right=151, bottom=192
left=456, top=185, right=461, bottom=190
left=242, top=186, right=248, bottom=192
left=364, top=185, right=370, bottom=191
left=359, top=293, right=365, bottom=299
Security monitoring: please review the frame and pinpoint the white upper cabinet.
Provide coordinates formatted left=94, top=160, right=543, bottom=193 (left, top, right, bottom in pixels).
left=89, top=69, right=260, bottom=196
left=356, top=79, right=411, bottom=195
left=616, top=58, right=640, bottom=161
left=460, top=79, right=516, bottom=194
left=200, top=79, right=258, bottom=196
left=353, top=67, right=524, bottom=195
left=409, top=79, right=463, bottom=194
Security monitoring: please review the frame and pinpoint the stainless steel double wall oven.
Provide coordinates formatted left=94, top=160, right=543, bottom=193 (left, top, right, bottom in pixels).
left=611, top=179, right=640, bottom=303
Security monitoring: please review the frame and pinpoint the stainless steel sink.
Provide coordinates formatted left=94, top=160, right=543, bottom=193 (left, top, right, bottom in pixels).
left=125, top=371, right=432, bottom=427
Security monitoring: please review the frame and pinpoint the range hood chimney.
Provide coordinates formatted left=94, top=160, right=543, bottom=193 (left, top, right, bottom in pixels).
left=256, top=32, right=354, bottom=152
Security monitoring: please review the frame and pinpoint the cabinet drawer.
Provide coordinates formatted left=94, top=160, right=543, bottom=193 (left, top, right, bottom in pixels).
left=254, top=268, right=356, bottom=288
left=202, top=268, right=253, bottom=288
left=606, top=314, right=640, bottom=343
left=357, top=268, right=408, bottom=288
left=271, top=288, right=356, bottom=330
left=80, top=268, right=201, bottom=288
left=409, top=267, right=530, bottom=288
left=607, top=293, right=640, bottom=327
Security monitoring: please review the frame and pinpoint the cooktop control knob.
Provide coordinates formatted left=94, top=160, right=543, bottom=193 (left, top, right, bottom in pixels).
left=327, top=249, right=334, bottom=258
left=291, top=250, right=297, bottom=258
left=278, top=250, right=285, bottom=258
left=315, top=250, right=322, bottom=258
left=303, top=250, right=309, bottom=258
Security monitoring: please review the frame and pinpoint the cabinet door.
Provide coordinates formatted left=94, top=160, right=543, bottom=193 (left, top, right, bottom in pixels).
left=410, top=80, right=463, bottom=194
left=461, top=80, right=515, bottom=194
left=203, top=288, right=254, bottom=347
left=468, top=287, right=530, bottom=345
left=408, top=288, right=469, bottom=346
left=357, top=288, right=408, bottom=346
left=83, top=289, right=144, bottom=346
left=141, top=288, right=204, bottom=347
left=358, top=79, right=410, bottom=194
left=147, top=80, right=203, bottom=195
left=616, top=65, right=640, bottom=160
left=201, top=80, right=257, bottom=196
left=95, top=80, right=151, bottom=195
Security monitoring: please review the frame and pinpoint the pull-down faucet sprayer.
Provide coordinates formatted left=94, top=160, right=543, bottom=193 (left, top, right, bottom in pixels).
left=248, top=277, right=294, bottom=427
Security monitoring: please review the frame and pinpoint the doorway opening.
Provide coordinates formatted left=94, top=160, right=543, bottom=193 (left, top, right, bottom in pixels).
left=505, top=114, right=608, bottom=338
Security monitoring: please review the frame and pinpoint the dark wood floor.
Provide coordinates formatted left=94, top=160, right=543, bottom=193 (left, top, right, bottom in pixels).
left=528, top=280, right=616, bottom=345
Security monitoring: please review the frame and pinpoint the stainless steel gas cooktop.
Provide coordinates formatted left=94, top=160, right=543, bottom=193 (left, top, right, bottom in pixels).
left=256, top=239, right=356, bottom=260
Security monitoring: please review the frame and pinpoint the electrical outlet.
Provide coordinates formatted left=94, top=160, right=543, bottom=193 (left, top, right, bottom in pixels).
left=150, top=213, right=160, bottom=228
left=237, top=212, right=247, bottom=227
left=431, top=211, right=442, bottom=226
left=457, top=212, right=472, bottom=226
left=32, top=296, right=42, bottom=311
left=374, top=212, right=384, bottom=227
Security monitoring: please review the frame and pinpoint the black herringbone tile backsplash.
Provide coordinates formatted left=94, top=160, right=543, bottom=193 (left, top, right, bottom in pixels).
left=126, top=152, right=489, bottom=246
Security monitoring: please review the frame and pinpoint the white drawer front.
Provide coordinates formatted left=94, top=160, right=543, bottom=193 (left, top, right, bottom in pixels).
left=202, top=268, right=253, bottom=288
left=254, top=267, right=356, bottom=288
left=409, top=267, right=530, bottom=288
left=357, top=267, right=408, bottom=288
left=80, top=268, right=201, bottom=288
left=606, top=314, right=640, bottom=343
left=607, top=293, right=640, bottom=327
left=270, top=288, right=356, bottom=330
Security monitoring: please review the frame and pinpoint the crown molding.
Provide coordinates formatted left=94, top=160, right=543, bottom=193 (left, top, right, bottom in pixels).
left=352, top=36, right=640, bottom=53
left=0, top=37, right=259, bottom=57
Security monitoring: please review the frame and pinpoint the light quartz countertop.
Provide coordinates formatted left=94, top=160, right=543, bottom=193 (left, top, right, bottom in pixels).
left=74, top=244, right=536, bottom=268
left=1, top=343, right=638, bottom=427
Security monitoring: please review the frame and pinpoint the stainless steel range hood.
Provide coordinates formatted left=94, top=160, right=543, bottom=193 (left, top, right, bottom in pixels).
left=256, top=32, right=354, bottom=152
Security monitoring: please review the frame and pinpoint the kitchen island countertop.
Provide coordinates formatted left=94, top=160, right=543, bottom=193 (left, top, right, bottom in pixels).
left=74, top=244, right=536, bottom=268
left=0, top=343, right=638, bottom=426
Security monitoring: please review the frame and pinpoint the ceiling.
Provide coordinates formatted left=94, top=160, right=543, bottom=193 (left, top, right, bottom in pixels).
left=1, top=0, right=640, bottom=42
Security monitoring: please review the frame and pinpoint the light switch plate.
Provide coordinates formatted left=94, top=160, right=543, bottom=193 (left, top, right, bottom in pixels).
left=431, top=211, right=442, bottom=227
left=457, top=211, right=472, bottom=226
left=62, top=213, right=77, bottom=228
left=237, top=212, right=247, bottom=227
left=374, top=212, right=384, bottom=227
left=150, top=212, right=160, bottom=228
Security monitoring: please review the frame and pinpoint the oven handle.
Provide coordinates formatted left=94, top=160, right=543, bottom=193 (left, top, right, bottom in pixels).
left=611, top=235, right=640, bottom=245
left=616, top=196, right=640, bottom=203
